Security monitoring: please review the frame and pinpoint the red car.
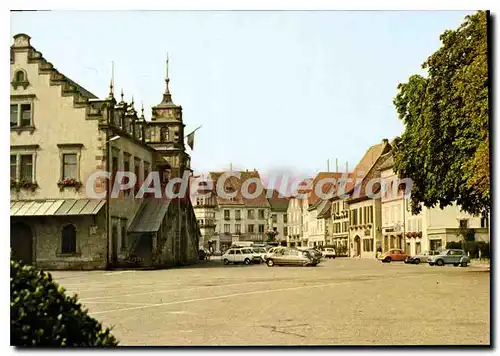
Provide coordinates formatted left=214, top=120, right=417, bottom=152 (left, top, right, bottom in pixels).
left=379, top=249, right=408, bottom=263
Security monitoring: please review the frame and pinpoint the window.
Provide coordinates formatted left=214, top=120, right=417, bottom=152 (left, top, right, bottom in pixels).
left=143, top=162, right=150, bottom=188
left=20, top=155, right=33, bottom=182
left=20, top=104, right=32, bottom=127
left=248, top=224, right=254, bottom=233
left=61, top=224, right=77, bottom=254
left=272, top=214, right=277, bottom=223
left=134, top=160, right=141, bottom=193
left=10, top=103, right=33, bottom=128
left=369, top=206, right=373, bottom=224
left=258, top=210, right=265, bottom=219
left=111, top=156, right=119, bottom=187
left=160, top=127, right=169, bottom=141
left=224, top=224, right=230, bottom=233
left=121, top=219, right=127, bottom=250
left=283, top=214, right=288, bottom=224
left=235, top=250, right=241, bottom=255
left=459, top=219, right=468, bottom=229
left=481, top=216, right=489, bottom=228
left=15, top=70, right=25, bottom=82
left=248, top=209, right=255, bottom=219
left=62, top=153, right=77, bottom=179
left=10, top=105, right=18, bottom=127
left=124, top=157, right=131, bottom=196
left=284, top=227, right=288, bottom=236
left=224, top=210, right=230, bottom=220
left=228, top=250, right=235, bottom=255
left=235, top=210, right=241, bottom=220
left=235, top=224, right=241, bottom=233
left=10, top=155, right=17, bottom=179
left=258, top=224, right=265, bottom=233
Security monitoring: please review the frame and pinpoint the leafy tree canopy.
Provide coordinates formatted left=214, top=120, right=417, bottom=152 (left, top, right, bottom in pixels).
left=392, top=11, right=489, bottom=216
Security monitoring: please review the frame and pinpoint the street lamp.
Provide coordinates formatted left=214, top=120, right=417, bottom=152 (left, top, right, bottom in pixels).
left=105, top=134, right=120, bottom=270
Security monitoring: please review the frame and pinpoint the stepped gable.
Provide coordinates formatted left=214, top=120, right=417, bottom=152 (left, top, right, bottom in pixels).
left=11, top=34, right=105, bottom=117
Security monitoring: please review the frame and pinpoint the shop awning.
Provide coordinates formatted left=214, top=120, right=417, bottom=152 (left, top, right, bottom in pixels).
left=10, top=199, right=106, bottom=216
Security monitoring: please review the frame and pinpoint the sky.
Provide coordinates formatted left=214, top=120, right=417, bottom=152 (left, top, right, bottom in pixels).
left=11, top=10, right=475, bottom=179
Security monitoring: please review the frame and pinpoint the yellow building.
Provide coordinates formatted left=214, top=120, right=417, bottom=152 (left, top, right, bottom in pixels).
left=10, top=33, right=199, bottom=270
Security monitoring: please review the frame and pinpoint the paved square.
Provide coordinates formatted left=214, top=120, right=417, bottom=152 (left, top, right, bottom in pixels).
left=49, top=259, right=490, bottom=346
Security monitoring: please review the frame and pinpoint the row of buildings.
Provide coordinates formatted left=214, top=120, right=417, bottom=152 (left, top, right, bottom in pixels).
left=10, top=34, right=200, bottom=269
left=192, top=140, right=489, bottom=257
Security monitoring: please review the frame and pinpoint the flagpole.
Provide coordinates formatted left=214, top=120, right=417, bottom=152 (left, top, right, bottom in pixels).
left=184, top=125, right=202, bottom=138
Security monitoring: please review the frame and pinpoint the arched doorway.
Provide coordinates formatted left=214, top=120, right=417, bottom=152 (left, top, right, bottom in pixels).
left=136, top=233, right=153, bottom=266
left=354, top=235, right=361, bottom=257
left=11, top=222, right=33, bottom=265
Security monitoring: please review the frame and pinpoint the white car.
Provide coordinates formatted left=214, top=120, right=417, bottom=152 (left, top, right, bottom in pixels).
left=322, top=248, right=336, bottom=259
left=251, top=247, right=267, bottom=261
left=222, top=247, right=262, bottom=265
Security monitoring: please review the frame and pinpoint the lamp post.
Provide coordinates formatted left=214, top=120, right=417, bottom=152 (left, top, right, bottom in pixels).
left=105, top=134, right=120, bottom=270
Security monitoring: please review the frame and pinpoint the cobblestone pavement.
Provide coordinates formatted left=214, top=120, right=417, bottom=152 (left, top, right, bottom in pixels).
left=49, top=258, right=490, bottom=346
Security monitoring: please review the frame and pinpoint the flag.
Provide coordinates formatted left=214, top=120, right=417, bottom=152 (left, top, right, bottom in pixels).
left=187, top=131, right=195, bottom=150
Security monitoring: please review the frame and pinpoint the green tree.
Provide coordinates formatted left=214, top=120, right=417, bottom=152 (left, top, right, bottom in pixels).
left=392, top=11, right=489, bottom=216
left=11, top=259, right=118, bottom=347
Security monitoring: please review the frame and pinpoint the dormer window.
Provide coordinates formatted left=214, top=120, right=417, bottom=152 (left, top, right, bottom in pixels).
left=11, top=69, right=29, bottom=89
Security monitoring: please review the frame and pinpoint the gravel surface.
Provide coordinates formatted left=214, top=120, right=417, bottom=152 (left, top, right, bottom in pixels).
left=49, top=258, right=490, bottom=346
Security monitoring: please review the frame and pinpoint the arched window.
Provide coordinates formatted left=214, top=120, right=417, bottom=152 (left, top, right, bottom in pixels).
left=61, top=224, right=77, bottom=254
left=160, top=127, right=169, bottom=142
left=15, top=70, right=25, bottom=82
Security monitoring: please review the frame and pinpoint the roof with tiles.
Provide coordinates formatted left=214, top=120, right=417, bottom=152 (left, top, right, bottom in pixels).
left=267, top=189, right=290, bottom=212
left=347, top=145, right=393, bottom=203
left=330, top=139, right=391, bottom=202
left=307, top=172, right=346, bottom=209
left=209, top=171, right=270, bottom=208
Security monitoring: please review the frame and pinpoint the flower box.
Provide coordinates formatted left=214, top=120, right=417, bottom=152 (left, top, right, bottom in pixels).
left=11, top=179, right=38, bottom=192
left=58, top=178, right=83, bottom=191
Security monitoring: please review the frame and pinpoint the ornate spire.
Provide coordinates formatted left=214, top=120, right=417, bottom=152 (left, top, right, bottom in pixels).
left=160, top=54, right=174, bottom=105
left=108, top=61, right=114, bottom=99
left=141, top=101, right=145, bottom=119
left=120, top=88, right=124, bottom=104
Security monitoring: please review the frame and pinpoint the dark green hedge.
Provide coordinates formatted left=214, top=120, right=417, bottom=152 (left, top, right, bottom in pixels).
left=10, top=259, right=118, bottom=347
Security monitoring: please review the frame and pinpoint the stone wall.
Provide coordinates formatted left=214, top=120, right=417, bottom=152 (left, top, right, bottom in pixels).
left=12, top=210, right=107, bottom=270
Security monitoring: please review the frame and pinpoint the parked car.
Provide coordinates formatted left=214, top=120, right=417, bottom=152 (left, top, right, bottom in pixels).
left=265, top=246, right=286, bottom=260
left=428, top=249, right=470, bottom=267
left=380, top=249, right=408, bottom=263
left=251, top=246, right=267, bottom=261
left=322, top=247, right=336, bottom=259
left=266, top=248, right=319, bottom=267
left=298, top=248, right=323, bottom=260
left=221, top=247, right=262, bottom=265
left=404, top=250, right=438, bottom=264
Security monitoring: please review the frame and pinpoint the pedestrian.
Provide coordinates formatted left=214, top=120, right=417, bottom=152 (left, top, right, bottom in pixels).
left=376, top=245, right=382, bottom=259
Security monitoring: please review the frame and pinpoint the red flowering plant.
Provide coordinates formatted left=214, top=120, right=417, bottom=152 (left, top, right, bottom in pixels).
left=57, top=178, right=82, bottom=190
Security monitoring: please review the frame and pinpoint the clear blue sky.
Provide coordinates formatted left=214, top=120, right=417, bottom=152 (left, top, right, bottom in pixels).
left=11, top=10, right=474, bottom=178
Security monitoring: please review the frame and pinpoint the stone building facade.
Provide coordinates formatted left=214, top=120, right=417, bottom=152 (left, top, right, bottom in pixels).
left=10, top=33, right=199, bottom=270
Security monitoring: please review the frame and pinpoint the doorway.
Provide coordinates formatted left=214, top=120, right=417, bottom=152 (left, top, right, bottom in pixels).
left=136, top=233, right=153, bottom=266
left=354, top=236, right=361, bottom=257
left=11, top=222, right=33, bottom=265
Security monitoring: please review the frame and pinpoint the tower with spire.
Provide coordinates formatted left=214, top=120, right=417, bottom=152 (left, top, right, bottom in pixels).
left=146, top=55, right=191, bottom=181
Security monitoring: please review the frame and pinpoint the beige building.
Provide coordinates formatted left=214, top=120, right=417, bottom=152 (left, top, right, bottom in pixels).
left=267, top=189, right=289, bottom=246
left=10, top=33, right=199, bottom=270
left=286, top=196, right=304, bottom=247
left=347, top=139, right=392, bottom=258
left=190, top=175, right=217, bottom=249
left=379, top=152, right=489, bottom=255
left=207, top=170, right=271, bottom=253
